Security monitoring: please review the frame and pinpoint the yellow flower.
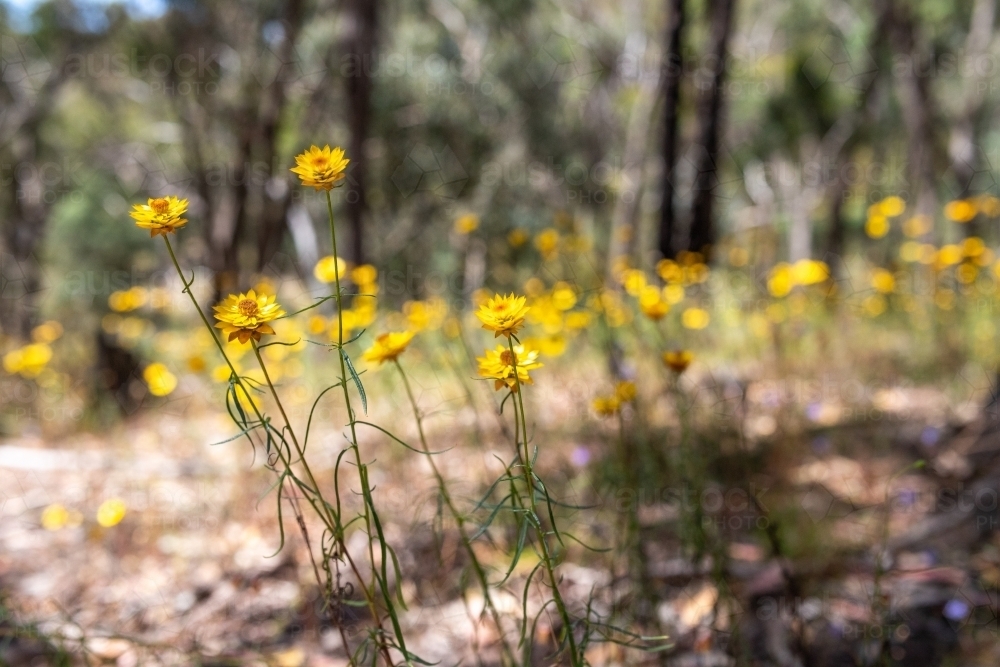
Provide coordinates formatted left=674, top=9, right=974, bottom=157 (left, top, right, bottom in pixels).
left=476, top=293, right=530, bottom=338
left=351, top=264, right=378, bottom=285
left=662, top=350, right=693, bottom=374
left=362, top=331, right=415, bottom=365
left=508, top=228, right=529, bottom=247
left=681, top=307, right=710, bottom=330
left=143, top=362, right=178, bottom=397
left=945, top=199, right=977, bottom=223
left=638, top=286, right=669, bottom=321
left=213, top=289, right=286, bottom=344
left=129, top=196, right=188, bottom=237
left=3, top=343, right=52, bottom=378
left=477, top=344, right=542, bottom=392
left=32, top=321, right=63, bottom=343
left=314, top=255, right=348, bottom=283
left=865, top=213, right=889, bottom=238
left=592, top=396, right=620, bottom=417
left=96, top=498, right=127, bottom=527
left=290, top=145, right=349, bottom=190
left=870, top=268, right=895, bottom=294
left=454, top=213, right=479, bottom=234
left=534, top=228, right=560, bottom=258
left=614, top=381, right=636, bottom=403
left=41, top=503, right=70, bottom=531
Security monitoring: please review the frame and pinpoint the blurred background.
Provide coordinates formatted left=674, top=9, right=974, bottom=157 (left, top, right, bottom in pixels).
left=3, top=0, right=1000, bottom=665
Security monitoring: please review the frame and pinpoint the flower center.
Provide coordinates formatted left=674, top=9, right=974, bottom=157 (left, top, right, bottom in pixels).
left=500, top=350, right=516, bottom=366
left=238, top=299, right=259, bottom=318
left=150, top=198, right=170, bottom=215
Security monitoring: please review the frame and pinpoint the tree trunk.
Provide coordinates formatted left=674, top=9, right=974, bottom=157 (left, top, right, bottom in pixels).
left=657, top=0, right=685, bottom=260
left=688, top=0, right=736, bottom=260
left=344, top=0, right=378, bottom=264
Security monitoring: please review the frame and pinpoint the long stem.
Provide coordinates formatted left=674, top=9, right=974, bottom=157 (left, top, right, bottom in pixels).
left=393, top=359, right=516, bottom=665
left=323, top=190, right=408, bottom=663
left=506, top=336, right=581, bottom=666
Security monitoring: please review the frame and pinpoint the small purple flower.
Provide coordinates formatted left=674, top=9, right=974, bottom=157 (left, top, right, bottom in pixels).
left=920, top=426, right=940, bottom=448
left=943, top=598, right=969, bottom=621
left=570, top=446, right=591, bottom=467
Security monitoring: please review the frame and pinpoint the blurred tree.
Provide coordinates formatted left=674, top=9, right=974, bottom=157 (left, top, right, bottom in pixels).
left=688, top=0, right=737, bottom=259
left=343, top=0, right=377, bottom=263
left=657, top=0, right=685, bottom=260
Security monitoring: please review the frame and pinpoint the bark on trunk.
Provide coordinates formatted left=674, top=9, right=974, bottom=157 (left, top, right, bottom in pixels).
left=688, top=0, right=736, bottom=260
left=658, top=0, right=686, bottom=260
left=344, top=0, right=378, bottom=264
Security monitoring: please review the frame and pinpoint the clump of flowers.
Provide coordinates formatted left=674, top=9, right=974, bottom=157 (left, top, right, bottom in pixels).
left=213, top=290, right=286, bottom=344
left=290, top=145, right=349, bottom=190
left=3, top=343, right=53, bottom=378
left=592, top=380, right=637, bottom=416
left=129, top=196, right=188, bottom=237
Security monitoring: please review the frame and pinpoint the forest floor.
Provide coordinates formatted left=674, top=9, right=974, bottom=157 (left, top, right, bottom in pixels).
left=2, top=360, right=1000, bottom=666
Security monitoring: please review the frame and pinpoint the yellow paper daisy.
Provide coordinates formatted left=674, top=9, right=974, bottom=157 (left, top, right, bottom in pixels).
left=592, top=396, right=620, bottom=417
left=290, top=145, right=350, bottom=190
left=129, top=196, right=188, bottom=237
left=213, top=289, right=286, bottom=344
left=477, top=344, right=542, bottom=392
left=662, top=350, right=693, bottom=374
left=362, top=331, right=415, bottom=365
left=476, top=293, right=530, bottom=338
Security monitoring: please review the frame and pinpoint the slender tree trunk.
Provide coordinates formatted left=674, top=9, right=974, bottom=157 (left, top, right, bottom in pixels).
left=688, top=0, right=736, bottom=259
left=889, top=0, right=939, bottom=236
left=344, top=0, right=378, bottom=264
left=658, top=0, right=685, bottom=260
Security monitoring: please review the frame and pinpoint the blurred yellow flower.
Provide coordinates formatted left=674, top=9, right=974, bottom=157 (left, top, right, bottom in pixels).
left=614, top=380, right=636, bottom=403
left=899, top=241, right=922, bottom=262
left=362, top=331, right=415, bottom=365
left=728, top=247, right=749, bottom=267
left=565, top=311, right=592, bottom=329
left=213, top=289, right=286, bottom=344
left=962, top=237, right=986, bottom=258
left=351, top=264, right=378, bottom=285
left=109, top=286, right=148, bottom=312
left=592, top=396, right=620, bottom=417
left=945, top=199, right=977, bottom=223
left=877, top=196, right=906, bottom=217
left=476, top=293, right=529, bottom=338
left=681, top=307, right=710, bottom=329
left=41, top=503, right=70, bottom=531
left=656, top=259, right=683, bottom=283
left=31, top=321, right=63, bottom=344
left=870, top=268, right=895, bottom=294
left=662, top=284, right=685, bottom=305
left=454, top=213, right=479, bottom=235
left=977, top=195, right=1000, bottom=217
left=862, top=294, right=886, bottom=317
left=314, top=255, right=347, bottom=283
left=129, top=196, right=188, bottom=237
left=902, top=215, right=931, bottom=238
left=534, top=228, right=560, bottom=258
left=621, top=269, right=647, bottom=296
left=865, top=214, right=889, bottom=238
left=508, top=228, right=529, bottom=247
left=767, top=263, right=793, bottom=298
left=551, top=282, right=577, bottom=310
left=477, top=345, right=542, bottom=392
left=791, top=259, right=829, bottom=285
left=96, top=498, right=127, bottom=527
left=938, top=244, right=963, bottom=266
left=143, top=362, right=177, bottom=396
left=638, top=286, right=669, bottom=321
left=3, top=343, right=52, bottom=378
left=662, top=350, right=693, bottom=374
left=290, top=145, right=349, bottom=190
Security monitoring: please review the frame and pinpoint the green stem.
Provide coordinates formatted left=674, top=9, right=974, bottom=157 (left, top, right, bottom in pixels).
left=323, top=190, right=407, bottom=664
left=506, top=336, right=581, bottom=666
left=394, top=359, right=516, bottom=665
